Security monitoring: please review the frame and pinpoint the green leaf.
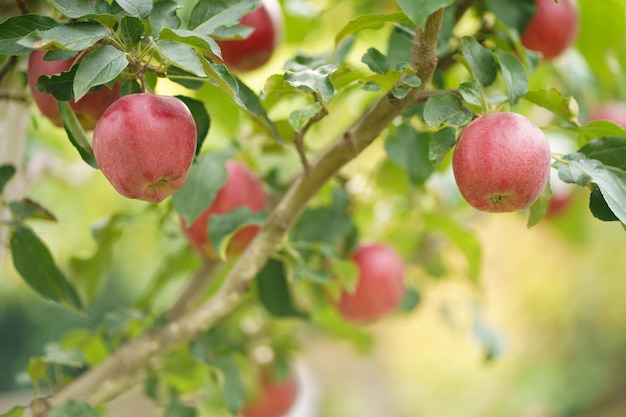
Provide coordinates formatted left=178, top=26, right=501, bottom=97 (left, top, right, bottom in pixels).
left=483, top=0, right=535, bottom=33
left=73, top=45, right=127, bottom=101
left=208, top=207, right=267, bottom=259
left=158, top=28, right=221, bottom=56
left=0, top=164, right=16, bottom=195
left=524, top=88, right=579, bottom=125
left=172, top=151, right=231, bottom=224
left=208, top=357, right=244, bottom=414
left=256, top=259, right=305, bottom=318
left=284, top=60, right=338, bottom=103
left=577, top=136, right=626, bottom=169
left=61, top=329, right=109, bottom=366
left=458, top=79, right=484, bottom=113
left=234, top=76, right=283, bottom=142
left=18, top=22, right=109, bottom=51
left=49, top=0, right=114, bottom=18
left=589, top=185, right=619, bottom=221
left=49, top=401, right=100, bottom=417
left=59, top=101, right=99, bottom=168
left=0, top=14, right=58, bottom=55
left=396, top=0, right=455, bottom=28
left=164, top=392, right=197, bottom=417
left=385, top=124, right=434, bottom=187
left=116, top=0, right=153, bottom=18
left=311, top=306, right=373, bottom=353
left=175, top=96, right=211, bottom=155
left=288, top=102, right=323, bottom=132
left=457, top=36, right=497, bottom=87
left=10, top=224, right=82, bottom=310
left=35, top=62, right=77, bottom=101
left=494, top=51, right=528, bottom=106
left=527, top=181, right=552, bottom=228
left=150, top=0, right=183, bottom=37
left=0, top=406, right=25, bottom=417
left=423, top=92, right=473, bottom=128
left=190, top=0, right=259, bottom=34
left=577, top=120, right=626, bottom=142
left=335, top=13, right=412, bottom=45
left=42, top=342, right=84, bottom=368
left=362, top=48, right=389, bottom=74
left=118, top=16, right=145, bottom=49
left=429, top=126, right=456, bottom=166
left=9, top=198, right=57, bottom=222
left=397, top=288, right=421, bottom=314
left=156, top=40, right=206, bottom=77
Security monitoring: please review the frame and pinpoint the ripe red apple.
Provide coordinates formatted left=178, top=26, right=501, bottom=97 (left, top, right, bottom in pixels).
left=28, top=50, right=121, bottom=130
left=181, top=161, right=267, bottom=259
left=452, top=112, right=551, bottom=213
left=521, top=0, right=579, bottom=60
left=92, top=93, right=197, bottom=203
left=241, top=375, right=298, bottom=417
left=215, top=0, right=282, bottom=72
left=588, top=101, right=626, bottom=130
left=336, top=244, right=405, bottom=323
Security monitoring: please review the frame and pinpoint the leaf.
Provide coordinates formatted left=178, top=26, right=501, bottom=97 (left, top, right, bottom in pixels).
left=457, top=36, right=497, bottom=87
left=172, top=151, right=231, bottom=224
left=423, top=92, right=473, bottom=128
left=156, top=40, right=206, bottom=77
left=0, top=164, right=16, bottom=195
left=18, top=22, right=109, bottom=51
left=577, top=120, right=626, bottom=143
left=49, top=401, right=100, bottom=417
left=190, top=0, right=259, bottom=34
left=118, top=16, right=145, bottom=49
left=175, top=96, right=211, bottom=155
left=164, top=392, right=197, bottom=417
left=256, top=259, right=305, bottom=317
left=234, top=76, right=283, bottom=142
left=458, top=79, right=484, bottom=113
left=208, top=357, right=244, bottom=414
left=0, top=14, right=58, bottom=55
left=284, top=60, right=338, bottom=103
left=35, top=63, right=77, bottom=101
left=429, top=126, right=456, bottom=166
left=335, top=13, right=412, bottom=45
left=10, top=224, right=82, bottom=310
left=397, top=288, right=421, bottom=313
left=288, top=102, right=323, bottom=132
left=49, top=0, right=116, bottom=27
left=362, top=48, right=390, bottom=74
left=311, top=306, right=373, bottom=353
left=494, top=51, right=528, bottom=106
left=59, top=102, right=98, bottom=168
left=73, top=45, right=127, bottom=101
left=589, top=185, right=619, bottom=222
left=527, top=181, right=552, bottom=228
left=385, top=124, right=435, bottom=187
left=116, top=0, right=153, bottom=18
left=483, top=0, right=535, bottom=33
left=208, top=207, right=267, bottom=259
left=149, top=0, right=183, bottom=37
left=0, top=406, right=25, bottom=417
left=524, top=87, right=579, bottom=125
left=158, top=28, right=221, bottom=56
left=42, top=342, right=84, bottom=368
left=9, top=198, right=57, bottom=222
left=396, top=0, right=455, bottom=28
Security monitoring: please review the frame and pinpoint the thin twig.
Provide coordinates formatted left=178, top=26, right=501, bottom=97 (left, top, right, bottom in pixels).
left=15, top=0, right=29, bottom=14
left=293, top=105, right=328, bottom=174
left=0, top=56, right=19, bottom=87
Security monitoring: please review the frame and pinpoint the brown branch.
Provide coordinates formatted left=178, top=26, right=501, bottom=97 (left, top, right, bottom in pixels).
left=41, top=8, right=446, bottom=411
left=15, top=0, right=29, bottom=14
left=294, top=105, right=329, bottom=174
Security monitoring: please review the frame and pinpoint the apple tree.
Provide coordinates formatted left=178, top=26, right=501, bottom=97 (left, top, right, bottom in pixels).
left=1, top=0, right=626, bottom=415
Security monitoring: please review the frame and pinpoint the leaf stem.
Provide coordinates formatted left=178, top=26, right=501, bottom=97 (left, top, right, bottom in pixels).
left=294, top=105, right=329, bottom=174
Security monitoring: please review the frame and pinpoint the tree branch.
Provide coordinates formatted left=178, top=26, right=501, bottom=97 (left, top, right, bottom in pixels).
left=39, top=8, right=446, bottom=412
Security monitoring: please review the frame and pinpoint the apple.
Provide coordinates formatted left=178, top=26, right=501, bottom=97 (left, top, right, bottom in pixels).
left=181, top=161, right=267, bottom=259
left=28, top=49, right=121, bottom=130
left=215, top=0, right=282, bottom=72
left=92, top=93, right=197, bottom=203
left=588, top=101, right=626, bottom=130
left=521, top=0, right=579, bottom=60
left=452, top=112, right=552, bottom=213
left=241, top=375, right=298, bottom=417
left=336, top=244, right=405, bottom=323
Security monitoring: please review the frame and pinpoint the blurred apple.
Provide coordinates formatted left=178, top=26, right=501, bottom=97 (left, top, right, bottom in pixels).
left=521, top=0, right=579, bottom=60
left=242, top=374, right=298, bottom=417
left=588, top=101, right=626, bottom=130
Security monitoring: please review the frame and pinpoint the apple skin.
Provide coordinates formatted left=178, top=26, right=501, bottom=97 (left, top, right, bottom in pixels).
left=92, top=93, right=197, bottom=203
left=521, top=0, right=579, bottom=60
left=28, top=50, right=121, bottom=130
left=241, top=376, right=298, bottom=417
left=452, top=112, right=552, bottom=213
left=588, top=101, right=626, bottom=130
left=181, top=161, right=267, bottom=259
left=336, top=244, right=405, bottom=323
left=215, top=0, right=282, bottom=72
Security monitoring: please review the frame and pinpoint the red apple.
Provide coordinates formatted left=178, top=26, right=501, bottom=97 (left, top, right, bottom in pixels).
left=28, top=50, right=121, bottom=130
left=92, top=93, right=197, bottom=203
left=521, top=0, right=579, bottom=60
left=241, top=375, right=298, bottom=417
left=588, top=101, right=626, bottom=130
left=181, top=161, right=267, bottom=259
left=452, top=112, right=551, bottom=213
left=215, top=0, right=282, bottom=72
left=336, top=244, right=405, bottom=323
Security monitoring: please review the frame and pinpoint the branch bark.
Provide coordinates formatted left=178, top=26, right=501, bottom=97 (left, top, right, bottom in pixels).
left=39, top=8, right=446, bottom=413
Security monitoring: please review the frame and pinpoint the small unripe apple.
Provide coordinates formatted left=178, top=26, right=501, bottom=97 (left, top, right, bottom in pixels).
left=92, top=93, right=197, bottom=203
left=588, top=101, right=626, bottom=130
left=452, top=112, right=551, bottom=213
left=336, top=244, right=405, bottom=323
left=216, top=0, right=282, bottom=72
left=521, top=0, right=579, bottom=60
left=241, top=375, right=298, bottom=417
left=28, top=50, right=121, bottom=130
left=181, top=161, right=266, bottom=259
